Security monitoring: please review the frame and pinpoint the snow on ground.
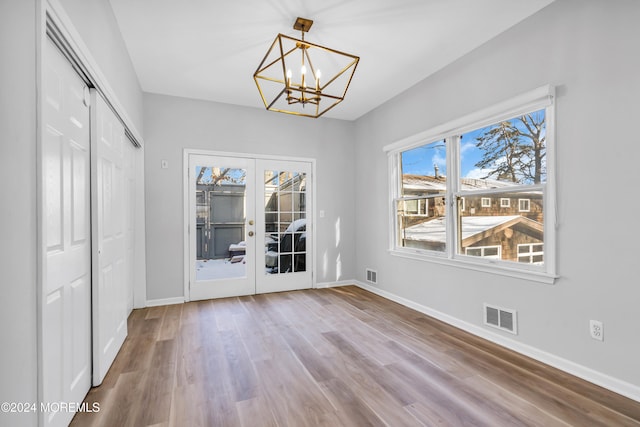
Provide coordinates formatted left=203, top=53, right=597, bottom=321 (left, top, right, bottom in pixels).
left=195, top=258, right=246, bottom=281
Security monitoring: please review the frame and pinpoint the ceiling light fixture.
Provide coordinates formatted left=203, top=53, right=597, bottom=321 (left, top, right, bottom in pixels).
left=253, top=17, right=360, bottom=118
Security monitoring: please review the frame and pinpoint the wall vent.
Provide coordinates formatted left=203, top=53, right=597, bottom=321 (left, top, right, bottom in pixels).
left=365, top=268, right=377, bottom=284
left=484, top=304, right=518, bottom=334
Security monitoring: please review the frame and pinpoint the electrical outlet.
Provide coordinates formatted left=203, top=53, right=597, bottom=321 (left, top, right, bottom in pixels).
left=589, top=320, right=603, bottom=341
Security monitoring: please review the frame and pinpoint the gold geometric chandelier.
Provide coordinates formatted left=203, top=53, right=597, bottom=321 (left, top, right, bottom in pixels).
left=253, top=17, right=360, bottom=118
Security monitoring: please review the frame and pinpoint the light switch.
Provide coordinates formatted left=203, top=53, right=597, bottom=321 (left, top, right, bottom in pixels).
left=161, top=160, right=168, bottom=169
left=319, top=210, right=325, bottom=218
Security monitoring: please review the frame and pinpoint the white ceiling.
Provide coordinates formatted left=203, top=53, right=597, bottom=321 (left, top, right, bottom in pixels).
left=109, top=0, right=554, bottom=121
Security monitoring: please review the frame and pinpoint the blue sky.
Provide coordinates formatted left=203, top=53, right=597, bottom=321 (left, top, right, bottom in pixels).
left=195, top=166, right=246, bottom=184
left=402, top=109, right=545, bottom=180
left=401, top=129, right=486, bottom=178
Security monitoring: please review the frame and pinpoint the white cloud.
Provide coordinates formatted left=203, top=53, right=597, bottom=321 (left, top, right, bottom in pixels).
left=465, top=168, right=492, bottom=179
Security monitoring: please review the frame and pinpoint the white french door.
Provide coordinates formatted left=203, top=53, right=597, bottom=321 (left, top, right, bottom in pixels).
left=255, top=159, right=312, bottom=294
left=188, top=155, right=257, bottom=300
left=41, top=36, right=92, bottom=427
left=187, top=153, right=312, bottom=301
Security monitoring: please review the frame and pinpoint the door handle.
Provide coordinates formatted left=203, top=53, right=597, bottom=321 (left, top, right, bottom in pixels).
left=248, top=220, right=254, bottom=225
left=248, top=231, right=254, bottom=237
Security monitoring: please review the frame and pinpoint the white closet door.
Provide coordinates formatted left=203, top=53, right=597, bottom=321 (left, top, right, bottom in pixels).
left=41, top=37, right=92, bottom=427
left=91, top=91, right=129, bottom=386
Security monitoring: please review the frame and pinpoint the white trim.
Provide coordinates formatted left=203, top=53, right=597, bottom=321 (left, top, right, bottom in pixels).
left=387, top=87, right=556, bottom=282
left=315, top=280, right=355, bottom=289
left=384, top=85, right=554, bottom=154
left=354, top=281, right=640, bottom=403
left=146, top=297, right=186, bottom=307
left=389, top=248, right=556, bottom=284
left=544, top=101, right=557, bottom=275
left=500, top=198, right=511, bottom=208
left=518, top=198, right=531, bottom=212
left=184, top=148, right=316, bottom=164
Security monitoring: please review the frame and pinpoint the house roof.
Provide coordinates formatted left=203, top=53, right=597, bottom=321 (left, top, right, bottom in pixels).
left=402, top=174, right=518, bottom=193
left=404, top=215, right=543, bottom=244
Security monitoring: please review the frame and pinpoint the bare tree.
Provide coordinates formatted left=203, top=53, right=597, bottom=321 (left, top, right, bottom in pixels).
left=474, top=111, right=545, bottom=184
left=196, top=167, right=246, bottom=185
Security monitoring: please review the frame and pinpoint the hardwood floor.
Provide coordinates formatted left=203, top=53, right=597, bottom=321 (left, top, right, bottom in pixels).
left=71, top=286, right=640, bottom=426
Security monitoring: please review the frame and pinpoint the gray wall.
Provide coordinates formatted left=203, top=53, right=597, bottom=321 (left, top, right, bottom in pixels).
left=0, top=1, right=38, bottom=426
left=58, top=0, right=144, bottom=132
left=354, top=0, right=640, bottom=391
left=143, top=94, right=356, bottom=300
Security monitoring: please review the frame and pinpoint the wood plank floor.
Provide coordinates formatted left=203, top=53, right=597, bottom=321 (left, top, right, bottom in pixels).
left=71, top=286, right=640, bottom=426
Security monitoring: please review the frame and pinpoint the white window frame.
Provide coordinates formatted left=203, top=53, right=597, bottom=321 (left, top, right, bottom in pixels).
left=385, top=85, right=557, bottom=284
left=481, top=197, right=491, bottom=208
left=500, top=198, right=511, bottom=208
left=518, top=198, right=531, bottom=212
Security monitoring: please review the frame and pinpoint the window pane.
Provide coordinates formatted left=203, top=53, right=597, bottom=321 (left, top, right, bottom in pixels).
left=194, top=166, right=246, bottom=282
left=484, top=247, right=499, bottom=257
left=458, top=190, right=544, bottom=265
left=396, top=196, right=446, bottom=252
left=405, top=199, right=418, bottom=214
left=467, top=248, right=482, bottom=256
left=401, top=140, right=446, bottom=197
left=459, top=109, right=546, bottom=187
left=397, top=139, right=447, bottom=253
left=264, top=169, right=307, bottom=275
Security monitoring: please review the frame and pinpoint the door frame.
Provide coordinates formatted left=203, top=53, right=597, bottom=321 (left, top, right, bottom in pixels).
left=182, top=149, right=317, bottom=301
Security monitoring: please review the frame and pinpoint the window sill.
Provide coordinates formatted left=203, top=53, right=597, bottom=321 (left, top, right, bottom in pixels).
left=388, top=249, right=558, bottom=285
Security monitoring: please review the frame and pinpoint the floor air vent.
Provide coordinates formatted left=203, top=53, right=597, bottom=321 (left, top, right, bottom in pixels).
left=366, top=268, right=377, bottom=284
left=484, top=304, right=517, bottom=334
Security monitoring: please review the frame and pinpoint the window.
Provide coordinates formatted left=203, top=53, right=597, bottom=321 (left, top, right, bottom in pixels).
left=466, top=245, right=501, bottom=259
left=386, top=86, right=556, bottom=283
left=395, top=140, right=447, bottom=252
left=404, top=198, right=429, bottom=216
left=518, top=243, right=544, bottom=264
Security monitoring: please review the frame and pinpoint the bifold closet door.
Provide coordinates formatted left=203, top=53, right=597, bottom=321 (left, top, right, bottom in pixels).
left=41, top=36, right=92, bottom=427
left=91, top=90, right=129, bottom=386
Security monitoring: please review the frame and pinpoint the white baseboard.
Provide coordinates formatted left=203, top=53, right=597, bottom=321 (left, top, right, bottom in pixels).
left=315, top=280, right=356, bottom=289
left=353, top=281, right=640, bottom=403
left=145, top=296, right=185, bottom=307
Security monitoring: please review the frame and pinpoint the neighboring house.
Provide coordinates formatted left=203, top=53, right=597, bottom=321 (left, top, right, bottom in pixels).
left=264, top=171, right=307, bottom=234
left=400, top=173, right=544, bottom=263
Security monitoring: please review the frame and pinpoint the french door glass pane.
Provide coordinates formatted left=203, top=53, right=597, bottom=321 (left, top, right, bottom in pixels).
left=265, top=170, right=307, bottom=274
left=194, top=166, right=247, bottom=281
